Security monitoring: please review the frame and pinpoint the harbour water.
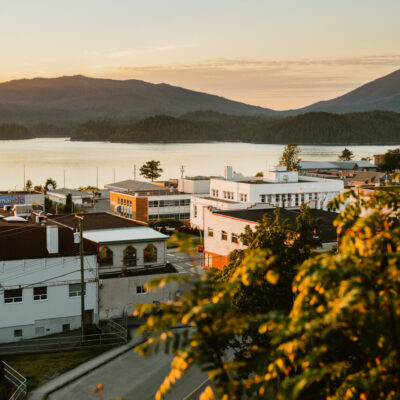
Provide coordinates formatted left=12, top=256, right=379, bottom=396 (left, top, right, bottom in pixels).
left=0, top=138, right=396, bottom=190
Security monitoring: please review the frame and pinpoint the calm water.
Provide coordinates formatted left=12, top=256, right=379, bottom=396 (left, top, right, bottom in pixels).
left=0, top=138, right=395, bottom=190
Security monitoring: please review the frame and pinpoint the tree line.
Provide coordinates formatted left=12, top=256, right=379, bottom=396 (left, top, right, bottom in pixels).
left=1, top=110, right=400, bottom=144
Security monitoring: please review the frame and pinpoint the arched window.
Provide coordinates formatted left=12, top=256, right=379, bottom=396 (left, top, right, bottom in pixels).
left=123, top=246, right=137, bottom=267
left=100, top=247, right=113, bottom=266
left=144, top=244, right=157, bottom=263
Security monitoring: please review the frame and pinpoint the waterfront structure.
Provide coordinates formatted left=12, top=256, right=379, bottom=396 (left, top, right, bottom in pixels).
left=108, top=177, right=210, bottom=222
left=0, top=221, right=98, bottom=343
left=202, top=207, right=338, bottom=269
left=191, top=165, right=344, bottom=231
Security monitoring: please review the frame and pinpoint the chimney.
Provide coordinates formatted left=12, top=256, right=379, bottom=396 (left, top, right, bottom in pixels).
left=224, top=166, right=233, bottom=180
left=46, top=225, right=59, bottom=254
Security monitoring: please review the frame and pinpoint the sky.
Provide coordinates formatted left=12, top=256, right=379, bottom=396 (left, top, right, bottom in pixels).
left=0, top=0, right=399, bottom=110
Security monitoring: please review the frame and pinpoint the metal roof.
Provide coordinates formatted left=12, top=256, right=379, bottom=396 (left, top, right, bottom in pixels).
left=105, top=180, right=170, bottom=193
left=83, top=226, right=168, bottom=244
left=300, top=160, right=375, bottom=170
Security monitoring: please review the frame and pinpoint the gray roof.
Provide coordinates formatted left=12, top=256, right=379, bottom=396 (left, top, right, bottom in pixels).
left=104, top=180, right=169, bottom=193
left=48, top=188, right=93, bottom=196
left=300, top=160, right=375, bottom=170
left=351, top=171, right=386, bottom=183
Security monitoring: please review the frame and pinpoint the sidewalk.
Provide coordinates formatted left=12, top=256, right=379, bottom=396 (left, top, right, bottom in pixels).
left=27, top=328, right=146, bottom=400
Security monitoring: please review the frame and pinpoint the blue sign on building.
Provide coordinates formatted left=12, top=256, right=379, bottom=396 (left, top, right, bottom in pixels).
left=0, top=194, right=25, bottom=207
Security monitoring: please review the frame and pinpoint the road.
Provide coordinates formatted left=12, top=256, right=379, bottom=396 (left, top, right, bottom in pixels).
left=48, top=339, right=210, bottom=400
left=167, top=251, right=204, bottom=277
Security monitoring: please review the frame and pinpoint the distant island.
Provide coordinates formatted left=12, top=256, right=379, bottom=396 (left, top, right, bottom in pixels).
left=1, top=110, right=400, bottom=145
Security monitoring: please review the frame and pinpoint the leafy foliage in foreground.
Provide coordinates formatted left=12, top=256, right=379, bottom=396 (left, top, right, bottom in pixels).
left=135, top=189, right=400, bottom=399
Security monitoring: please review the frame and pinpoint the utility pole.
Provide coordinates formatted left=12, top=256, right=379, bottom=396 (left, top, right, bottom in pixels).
left=134, top=165, right=137, bottom=180
left=113, top=168, right=116, bottom=183
left=96, top=167, right=99, bottom=189
left=180, top=165, right=185, bottom=179
left=23, top=164, right=26, bottom=190
left=75, top=215, right=85, bottom=337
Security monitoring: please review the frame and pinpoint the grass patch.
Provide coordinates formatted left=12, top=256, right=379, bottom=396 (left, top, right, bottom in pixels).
left=2, top=346, right=112, bottom=390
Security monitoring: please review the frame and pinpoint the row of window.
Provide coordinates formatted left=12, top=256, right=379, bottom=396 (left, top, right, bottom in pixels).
left=260, top=192, right=320, bottom=205
left=118, top=198, right=132, bottom=206
left=149, top=199, right=190, bottom=207
left=222, top=191, right=234, bottom=200
left=4, top=284, right=85, bottom=304
left=148, top=213, right=190, bottom=221
left=208, top=228, right=239, bottom=244
left=99, top=244, right=158, bottom=267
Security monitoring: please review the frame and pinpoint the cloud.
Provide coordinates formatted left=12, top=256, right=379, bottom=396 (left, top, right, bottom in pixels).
left=104, top=44, right=197, bottom=59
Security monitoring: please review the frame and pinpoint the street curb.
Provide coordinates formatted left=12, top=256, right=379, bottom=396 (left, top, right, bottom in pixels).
left=28, top=335, right=147, bottom=400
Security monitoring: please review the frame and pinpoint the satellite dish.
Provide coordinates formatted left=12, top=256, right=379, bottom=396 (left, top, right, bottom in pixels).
left=47, top=184, right=54, bottom=191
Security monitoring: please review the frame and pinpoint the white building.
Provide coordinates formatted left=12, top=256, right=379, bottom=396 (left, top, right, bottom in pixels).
left=47, top=188, right=94, bottom=207
left=49, top=212, right=179, bottom=320
left=0, top=223, right=98, bottom=343
left=191, top=165, right=344, bottom=231
left=202, top=207, right=338, bottom=269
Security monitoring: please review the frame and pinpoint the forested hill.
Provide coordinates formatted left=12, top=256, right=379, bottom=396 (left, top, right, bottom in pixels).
left=69, top=111, right=400, bottom=144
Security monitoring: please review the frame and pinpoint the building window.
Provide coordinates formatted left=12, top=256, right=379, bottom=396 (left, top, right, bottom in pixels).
left=144, top=244, right=157, bottom=263
left=14, top=329, right=23, bottom=338
left=260, top=194, right=266, bottom=203
left=123, top=246, right=137, bottom=267
left=301, top=194, right=305, bottom=203
left=231, top=233, right=239, bottom=243
left=275, top=194, right=280, bottom=203
left=100, top=247, right=113, bottom=266
left=33, top=286, right=47, bottom=301
left=4, top=288, right=22, bottom=303
left=267, top=195, right=272, bottom=204
left=240, top=193, right=247, bottom=202
left=136, top=285, right=147, bottom=294
left=212, top=189, right=219, bottom=197
left=208, top=227, right=214, bottom=237
left=69, top=283, right=85, bottom=297
left=62, top=324, right=71, bottom=333
left=194, top=205, right=198, bottom=218
left=221, top=230, right=228, bottom=240
left=295, top=194, right=299, bottom=206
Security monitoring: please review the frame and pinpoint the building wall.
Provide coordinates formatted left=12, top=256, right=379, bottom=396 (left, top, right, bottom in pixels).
left=203, top=208, right=255, bottom=269
left=0, top=192, right=44, bottom=208
left=98, top=240, right=167, bottom=274
left=0, top=255, right=98, bottom=343
left=99, top=273, right=179, bottom=319
left=178, top=179, right=210, bottom=194
left=110, top=192, right=148, bottom=222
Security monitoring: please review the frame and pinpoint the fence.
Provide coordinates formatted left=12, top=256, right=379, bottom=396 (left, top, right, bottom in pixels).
left=3, top=361, right=27, bottom=400
left=0, top=320, right=127, bottom=356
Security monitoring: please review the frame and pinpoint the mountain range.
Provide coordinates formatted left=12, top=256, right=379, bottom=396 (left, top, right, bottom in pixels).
left=1, top=69, right=400, bottom=123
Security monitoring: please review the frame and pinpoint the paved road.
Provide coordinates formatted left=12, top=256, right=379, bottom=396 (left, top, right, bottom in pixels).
left=48, top=342, right=210, bottom=400
left=167, top=251, right=204, bottom=277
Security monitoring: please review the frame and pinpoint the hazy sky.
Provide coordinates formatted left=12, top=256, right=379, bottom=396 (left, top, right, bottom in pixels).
left=1, top=0, right=399, bottom=109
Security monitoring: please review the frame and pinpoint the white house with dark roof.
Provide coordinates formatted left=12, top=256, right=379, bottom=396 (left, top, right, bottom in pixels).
left=0, top=221, right=98, bottom=343
left=50, top=212, right=179, bottom=320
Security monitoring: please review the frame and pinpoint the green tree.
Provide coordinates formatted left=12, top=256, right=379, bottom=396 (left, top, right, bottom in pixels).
left=33, top=185, right=43, bottom=192
left=279, top=143, right=301, bottom=171
left=361, top=156, right=372, bottom=162
left=379, top=148, right=400, bottom=172
left=44, top=178, right=57, bottom=191
left=135, top=190, right=400, bottom=400
left=139, top=160, right=163, bottom=181
left=338, top=148, right=354, bottom=161
left=25, top=179, right=33, bottom=191
left=64, top=193, right=73, bottom=214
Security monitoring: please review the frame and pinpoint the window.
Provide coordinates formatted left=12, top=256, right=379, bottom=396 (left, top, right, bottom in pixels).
left=212, top=189, right=219, bottom=197
left=144, top=244, right=157, bottom=263
left=136, top=285, right=147, bottom=294
left=223, top=191, right=234, bottom=200
left=123, top=246, right=137, bottom=267
left=231, top=233, right=239, bottom=243
left=221, top=230, right=228, bottom=240
left=240, top=193, right=248, bottom=202
left=295, top=194, right=299, bottom=206
left=275, top=194, right=280, bottom=203
left=4, top=288, right=22, bottom=303
left=208, top=227, right=214, bottom=237
left=69, top=283, right=85, bottom=297
left=33, top=286, right=47, bottom=301
left=62, top=324, right=70, bottom=333
left=260, top=194, right=266, bottom=203
left=194, top=205, right=198, bottom=218
left=14, top=329, right=22, bottom=338
left=100, top=247, right=113, bottom=266
left=267, top=195, right=272, bottom=204
left=301, top=194, right=305, bottom=203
